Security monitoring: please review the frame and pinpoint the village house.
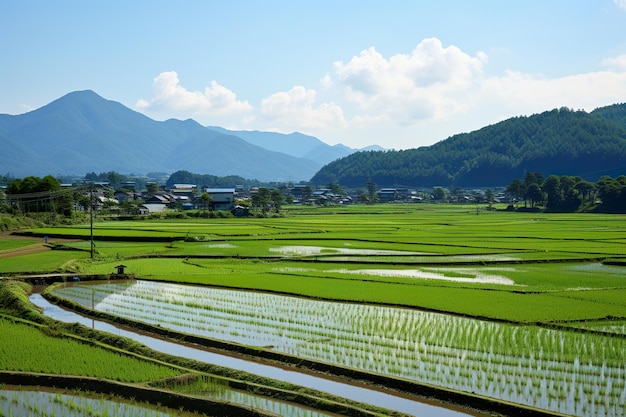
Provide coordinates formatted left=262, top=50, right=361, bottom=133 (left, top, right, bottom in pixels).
left=140, top=193, right=176, bottom=214
left=377, top=188, right=397, bottom=202
left=205, top=188, right=236, bottom=210
left=204, top=188, right=235, bottom=210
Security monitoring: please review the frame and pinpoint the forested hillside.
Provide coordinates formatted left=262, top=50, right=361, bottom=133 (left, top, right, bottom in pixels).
left=311, top=105, right=626, bottom=188
left=165, top=170, right=260, bottom=188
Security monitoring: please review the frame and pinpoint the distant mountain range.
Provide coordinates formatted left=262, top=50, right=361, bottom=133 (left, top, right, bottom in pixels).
left=0, top=90, right=376, bottom=181
left=312, top=104, right=626, bottom=188
left=206, top=126, right=382, bottom=165
left=3, top=90, right=625, bottom=188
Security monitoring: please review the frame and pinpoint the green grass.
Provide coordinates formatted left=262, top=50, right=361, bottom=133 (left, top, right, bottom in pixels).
left=0, top=250, right=91, bottom=274
left=0, top=239, right=38, bottom=251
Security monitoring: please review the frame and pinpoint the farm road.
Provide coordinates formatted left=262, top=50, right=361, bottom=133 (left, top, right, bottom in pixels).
left=0, top=233, right=79, bottom=259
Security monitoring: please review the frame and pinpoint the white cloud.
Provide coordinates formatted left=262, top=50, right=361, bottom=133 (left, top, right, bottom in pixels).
left=478, top=70, right=626, bottom=116
left=602, top=54, right=626, bottom=71
left=327, top=39, right=626, bottom=148
left=388, top=68, right=626, bottom=150
left=259, top=86, right=346, bottom=131
left=614, top=0, right=626, bottom=11
left=332, top=38, right=487, bottom=124
left=320, top=73, right=332, bottom=89
left=136, top=71, right=252, bottom=119
left=134, top=38, right=626, bottom=150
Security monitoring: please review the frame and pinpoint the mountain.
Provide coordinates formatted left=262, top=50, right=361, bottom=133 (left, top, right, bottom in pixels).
left=205, top=126, right=379, bottom=166
left=0, top=90, right=321, bottom=181
left=311, top=105, right=626, bottom=188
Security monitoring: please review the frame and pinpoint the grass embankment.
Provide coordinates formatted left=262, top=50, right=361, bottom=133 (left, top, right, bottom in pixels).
left=0, top=214, right=43, bottom=232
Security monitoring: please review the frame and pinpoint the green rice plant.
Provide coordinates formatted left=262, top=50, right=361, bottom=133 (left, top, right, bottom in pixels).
left=0, top=239, right=38, bottom=251
left=72, top=256, right=626, bottom=322
left=8, top=204, right=626, bottom=416
left=0, top=388, right=210, bottom=417
left=0, top=250, right=90, bottom=274
left=0, top=318, right=181, bottom=382
left=51, top=280, right=626, bottom=417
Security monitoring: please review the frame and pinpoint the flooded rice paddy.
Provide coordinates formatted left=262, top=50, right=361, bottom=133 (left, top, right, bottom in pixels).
left=30, top=293, right=467, bottom=417
left=269, top=245, right=428, bottom=256
left=48, top=280, right=626, bottom=417
left=0, top=387, right=198, bottom=417
left=327, top=267, right=517, bottom=285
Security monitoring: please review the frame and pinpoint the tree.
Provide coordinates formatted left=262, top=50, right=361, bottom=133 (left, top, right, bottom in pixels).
left=522, top=172, right=544, bottom=207
left=6, top=175, right=65, bottom=215
left=106, top=171, right=123, bottom=189
left=559, top=176, right=576, bottom=196
left=561, top=189, right=583, bottom=212
left=485, top=188, right=495, bottom=209
left=367, top=181, right=378, bottom=204
left=432, top=187, right=447, bottom=201
left=200, top=192, right=212, bottom=211
left=542, top=175, right=561, bottom=210
left=506, top=178, right=524, bottom=205
left=146, top=183, right=159, bottom=195
left=0, top=188, right=8, bottom=213
left=524, top=172, right=544, bottom=186
left=251, top=187, right=271, bottom=215
left=302, top=186, right=313, bottom=204
left=328, top=183, right=344, bottom=195
left=271, top=189, right=284, bottom=213
left=526, top=183, right=543, bottom=208
left=575, top=180, right=596, bottom=204
left=596, top=176, right=623, bottom=212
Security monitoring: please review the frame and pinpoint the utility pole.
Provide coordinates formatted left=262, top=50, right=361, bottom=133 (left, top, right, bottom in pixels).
left=90, top=185, right=95, bottom=258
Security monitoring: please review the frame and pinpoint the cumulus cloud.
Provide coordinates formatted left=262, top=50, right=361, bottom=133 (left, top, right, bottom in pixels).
left=259, top=86, right=346, bottom=131
left=332, top=38, right=487, bottom=124
left=602, top=54, right=626, bottom=71
left=481, top=70, right=626, bottom=112
left=133, top=37, right=626, bottom=149
left=614, top=0, right=626, bottom=11
left=136, top=71, right=252, bottom=118
left=327, top=38, right=626, bottom=147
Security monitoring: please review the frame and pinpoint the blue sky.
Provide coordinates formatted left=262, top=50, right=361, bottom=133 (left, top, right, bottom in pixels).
left=2, top=1, right=626, bottom=150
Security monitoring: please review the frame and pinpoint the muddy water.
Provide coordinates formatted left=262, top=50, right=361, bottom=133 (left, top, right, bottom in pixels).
left=30, top=293, right=470, bottom=417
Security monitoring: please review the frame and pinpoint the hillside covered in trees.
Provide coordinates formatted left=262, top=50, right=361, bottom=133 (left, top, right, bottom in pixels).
left=311, top=104, right=626, bottom=188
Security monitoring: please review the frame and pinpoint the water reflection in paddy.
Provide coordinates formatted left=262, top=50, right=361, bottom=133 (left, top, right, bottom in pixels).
left=0, top=387, right=200, bottom=417
left=48, top=280, right=626, bottom=417
left=30, top=293, right=469, bottom=417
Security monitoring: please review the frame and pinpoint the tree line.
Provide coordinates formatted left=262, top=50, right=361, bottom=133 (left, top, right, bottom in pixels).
left=165, top=170, right=261, bottom=189
left=3, top=175, right=73, bottom=216
left=311, top=106, right=626, bottom=188
left=506, top=173, right=626, bottom=213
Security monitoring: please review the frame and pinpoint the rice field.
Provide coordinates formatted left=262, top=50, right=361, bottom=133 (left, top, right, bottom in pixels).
left=74, top=257, right=626, bottom=322
left=4, top=204, right=626, bottom=416
left=0, top=317, right=181, bottom=382
left=0, top=388, right=203, bottom=417
left=52, top=280, right=626, bottom=417
left=0, top=383, right=335, bottom=417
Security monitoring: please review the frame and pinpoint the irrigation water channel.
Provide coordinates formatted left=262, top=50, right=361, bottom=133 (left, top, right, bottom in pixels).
left=29, top=292, right=471, bottom=417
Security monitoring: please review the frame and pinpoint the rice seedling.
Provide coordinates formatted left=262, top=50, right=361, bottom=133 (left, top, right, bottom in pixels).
left=52, top=280, right=626, bottom=417
left=0, top=388, right=206, bottom=417
left=0, top=318, right=181, bottom=382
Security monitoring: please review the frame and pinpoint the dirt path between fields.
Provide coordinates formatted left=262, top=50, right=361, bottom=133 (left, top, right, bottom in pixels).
left=0, top=233, right=81, bottom=259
